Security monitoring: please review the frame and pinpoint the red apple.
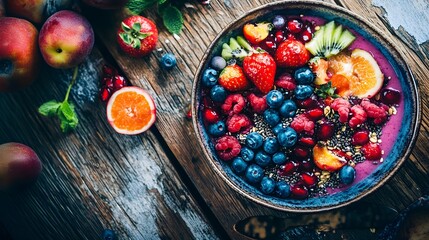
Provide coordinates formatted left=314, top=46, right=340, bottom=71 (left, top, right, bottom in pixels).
left=0, top=17, right=39, bottom=92
left=0, top=143, right=42, bottom=190
left=81, top=0, right=128, bottom=9
left=5, top=0, right=72, bottom=24
left=39, top=10, right=94, bottom=69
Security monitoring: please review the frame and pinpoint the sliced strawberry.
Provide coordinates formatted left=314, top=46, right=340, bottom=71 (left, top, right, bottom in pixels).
left=218, top=65, right=249, bottom=92
left=275, top=39, right=310, bottom=68
left=243, top=52, right=276, bottom=94
left=243, top=23, right=271, bottom=45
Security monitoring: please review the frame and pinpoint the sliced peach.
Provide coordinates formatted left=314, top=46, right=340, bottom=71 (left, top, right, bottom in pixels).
left=313, top=144, right=347, bottom=172
left=309, top=58, right=329, bottom=85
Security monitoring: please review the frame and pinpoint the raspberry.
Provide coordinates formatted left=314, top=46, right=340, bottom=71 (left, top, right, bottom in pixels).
left=349, top=105, right=367, bottom=128
left=226, top=114, right=252, bottom=133
left=275, top=72, right=296, bottom=91
left=215, top=136, right=241, bottom=161
left=221, top=94, right=246, bottom=116
left=247, top=93, right=268, bottom=114
left=290, top=114, right=315, bottom=135
left=361, top=98, right=387, bottom=125
left=330, top=98, right=351, bottom=123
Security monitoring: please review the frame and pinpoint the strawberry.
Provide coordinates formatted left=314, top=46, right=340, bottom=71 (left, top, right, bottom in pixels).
left=218, top=65, right=249, bottom=92
left=242, top=52, right=276, bottom=94
left=117, top=16, right=158, bottom=58
left=275, top=39, right=310, bottom=68
left=243, top=23, right=271, bottom=45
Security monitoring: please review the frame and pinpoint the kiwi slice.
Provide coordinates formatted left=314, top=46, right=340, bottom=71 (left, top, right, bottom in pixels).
left=221, top=37, right=250, bottom=60
left=305, top=21, right=356, bottom=58
left=236, top=36, right=253, bottom=51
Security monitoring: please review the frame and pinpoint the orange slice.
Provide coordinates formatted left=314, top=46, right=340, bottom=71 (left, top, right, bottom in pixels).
left=106, top=87, right=156, bottom=135
left=330, top=74, right=350, bottom=96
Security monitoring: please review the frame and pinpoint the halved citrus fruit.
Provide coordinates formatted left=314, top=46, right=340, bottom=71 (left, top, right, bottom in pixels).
left=106, top=87, right=156, bottom=135
left=327, top=49, right=383, bottom=98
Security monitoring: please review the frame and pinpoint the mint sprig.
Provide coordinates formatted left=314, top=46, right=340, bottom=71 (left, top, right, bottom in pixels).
left=126, top=0, right=185, bottom=35
left=39, top=67, right=79, bottom=132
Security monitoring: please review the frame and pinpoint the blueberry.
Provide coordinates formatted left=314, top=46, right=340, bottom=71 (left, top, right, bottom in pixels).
left=210, top=85, right=227, bottom=102
left=279, top=100, right=297, bottom=118
left=266, top=90, right=284, bottom=108
left=260, top=177, right=276, bottom=194
left=208, top=121, right=226, bottom=137
left=272, top=15, right=286, bottom=29
left=240, top=147, right=255, bottom=162
left=294, top=67, right=314, bottom=85
left=245, top=164, right=264, bottom=184
left=272, top=152, right=287, bottom=165
left=210, top=56, right=227, bottom=70
left=339, top=165, right=356, bottom=184
left=277, top=127, right=298, bottom=147
left=263, top=109, right=281, bottom=127
left=263, top=137, right=279, bottom=154
left=202, top=68, right=218, bottom=88
left=102, top=229, right=116, bottom=240
left=294, top=85, right=314, bottom=100
left=275, top=181, right=291, bottom=198
left=245, top=132, right=264, bottom=149
left=272, top=123, right=285, bottom=136
left=255, top=151, right=271, bottom=167
left=231, top=157, right=248, bottom=174
left=160, top=53, right=177, bottom=69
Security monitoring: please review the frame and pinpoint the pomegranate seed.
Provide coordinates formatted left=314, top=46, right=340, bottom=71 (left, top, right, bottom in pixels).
left=291, top=184, right=308, bottom=199
left=102, top=64, right=116, bottom=76
left=351, top=130, right=369, bottom=146
left=317, top=121, right=335, bottom=141
left=294, top=147, right=309, bottom=159
left=362, top=142, right=382, bottom=161
left=301, top=172, right=317, bottom=187
left=287, top=19, right=303, bottom=33
left=275, top=30, right=285, bottom=43
left=105, top=77, right=114, bottom=89
left=296, top=95, right=318, bottom=109
left=278, top=161, right=299, bottom=176
left=380, top=88, right=401, bottom=105
left=102, top=77, right=111, bottom=84
left=186, top=108, right=192, bottom=119
left=300, top=160, right=314, bottom=171
left=203, top=109, right=220, bottom=123
left=299, top=27, right=313, bottom=42
left=286, top=33, right=296, bottom=40
left=113, top=75, right=126, bottom=90
left=298, top=137, right=316, bottom=147
left=260, top=36, right=276, bottom=53
left=100, top=86, right=111, bottom=102
left=203, top=97, right=216, bottom=109
left=306, top=108, right=324, bottom=120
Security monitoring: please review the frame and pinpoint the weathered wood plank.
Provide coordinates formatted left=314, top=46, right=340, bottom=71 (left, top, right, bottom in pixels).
left=0, top=48, right=220, bottom=239
left=92, top=0, right=429, bottom=239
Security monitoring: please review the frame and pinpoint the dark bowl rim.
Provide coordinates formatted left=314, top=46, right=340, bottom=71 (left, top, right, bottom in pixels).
left=191, top=0, right=421, bottom=212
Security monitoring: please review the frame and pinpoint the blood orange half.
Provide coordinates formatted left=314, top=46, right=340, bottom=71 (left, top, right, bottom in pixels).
left=106, top=87, right=156, bottom=135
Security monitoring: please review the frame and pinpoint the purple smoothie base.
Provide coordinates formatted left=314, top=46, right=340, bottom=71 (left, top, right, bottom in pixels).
left=303, top=16, right=404, bottom=195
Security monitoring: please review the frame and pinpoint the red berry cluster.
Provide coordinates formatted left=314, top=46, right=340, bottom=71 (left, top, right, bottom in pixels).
left=100, top=65, right=128, bottom=102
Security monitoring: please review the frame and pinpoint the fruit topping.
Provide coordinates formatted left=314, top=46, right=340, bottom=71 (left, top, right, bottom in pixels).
left=208, top=121, right=226, bottom=137
left=221, top=94, right=246, bottom=115
left=243, top=52, right=277, bottom=94
left=291, top=113, right=315, bottom=135
left=279, top=100, right=297, bottom=118
left=277, top=127, right=298, bottom=147
left=247, top=93, right=268, bottom=114
left=221, top=37, right=251, bottom=60
left=202, top=68, right=218, bottom=88
left=309, top=57, right=329, bottom=85
left=203, top=108, right=220, bottom=123
left=263, top=137, right=280, bottom=154
left=339, top=165, right=356, bottom=184
left=272, top=152, right=287, bottom=165
left=245, top=132, right=264, bottom=150
left=351, top=130, right=369, bottom=146
left=349, top=105, right=367, bottom=128
left=263, top=109, right=281, bottom=127
left=278, top=161, right=299, bottom=176
left=305, top=21, right=355, bottom=58
left=298, top=137, right=316, bottom=147
left=301, top=172, right=317, bottom=187
left=291, top=184, right=309, bottom=199
left=306, top=108, right=324, bottom=120
left=360, top=98, right=387, bottom=125
left=317, top=121, right=335, bottom=141
left=272, top=15, right=286, bottom=29
left=330, top=97, right=351, bottom=123
left=226, top=114, right=252, bottom=133
left=255, top=151, right=272, bottom=167
left=232, top=157, right=248, bottom=174
left=243, top=22, right=272, bottom=45
left=210, top=56, right=227, bottom=70
left=275, top=39, right=310, bottom=67
left=361, top=142, right=382, bottom=161
left=379, top=88, right=401, bottom=105
left=275, top=181, right=291, bottom=198
left=266, top=90, right=284, bottom=108
left=313, top=144, right=347, bottom=172
left=275, top=72, right=296, bottom=91
left=294, top=67, right=315, bottom=85
left=287, top=18, right=303, bottom=33
left=241, top=147, right=255, bottom=162
left=215, top=136, right=241, bottom=161
left=210, top=85, right=227, bottom=102
left=260, top=177, right=276, bottom=194
left=245, top=164, right=264, bottom=184
left=294, top=85, right=314, bottom=100
left=218, top=65, right=249, bottom=92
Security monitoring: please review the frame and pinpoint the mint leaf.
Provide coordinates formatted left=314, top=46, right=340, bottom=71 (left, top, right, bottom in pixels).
left=162, top=6, right=183, bottom=34
left=60, top=102, right=75, bottom=121
left=126, top=0, right=158, bottom=14
left=39, top=100, right=61, bottom=117
left=58, top=111, right=78, bottom=132
left=158, top=0, right=167, bottom=4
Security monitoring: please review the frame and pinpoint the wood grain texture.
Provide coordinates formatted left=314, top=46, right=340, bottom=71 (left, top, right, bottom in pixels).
left=91, top=0, right=429, bottom=239
left=0, top=49, right=219, bottom=240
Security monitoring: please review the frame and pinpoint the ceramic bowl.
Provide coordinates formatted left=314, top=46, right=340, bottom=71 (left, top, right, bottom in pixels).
left=191, top=0, right=420, bottom=212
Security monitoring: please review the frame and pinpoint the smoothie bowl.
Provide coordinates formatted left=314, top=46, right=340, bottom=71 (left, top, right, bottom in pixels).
left=191, top=1, right=420, bottom=212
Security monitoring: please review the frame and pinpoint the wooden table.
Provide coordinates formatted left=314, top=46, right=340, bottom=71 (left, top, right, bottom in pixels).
left=1, top=0, right=428, bottom=239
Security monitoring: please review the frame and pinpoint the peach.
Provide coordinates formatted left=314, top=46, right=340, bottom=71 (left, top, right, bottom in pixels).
left=81, top=0, right=128, bottom=9
left=39, top=10, right=94, bottom=69
left=313, top=144, right=347, bottom=172
left=5, top=0, right=72, bottom=24
left=0, top=17, right=40, bottom=92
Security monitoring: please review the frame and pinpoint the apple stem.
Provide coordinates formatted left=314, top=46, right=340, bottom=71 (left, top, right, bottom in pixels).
left=64, top=66, right=79, bottom=103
